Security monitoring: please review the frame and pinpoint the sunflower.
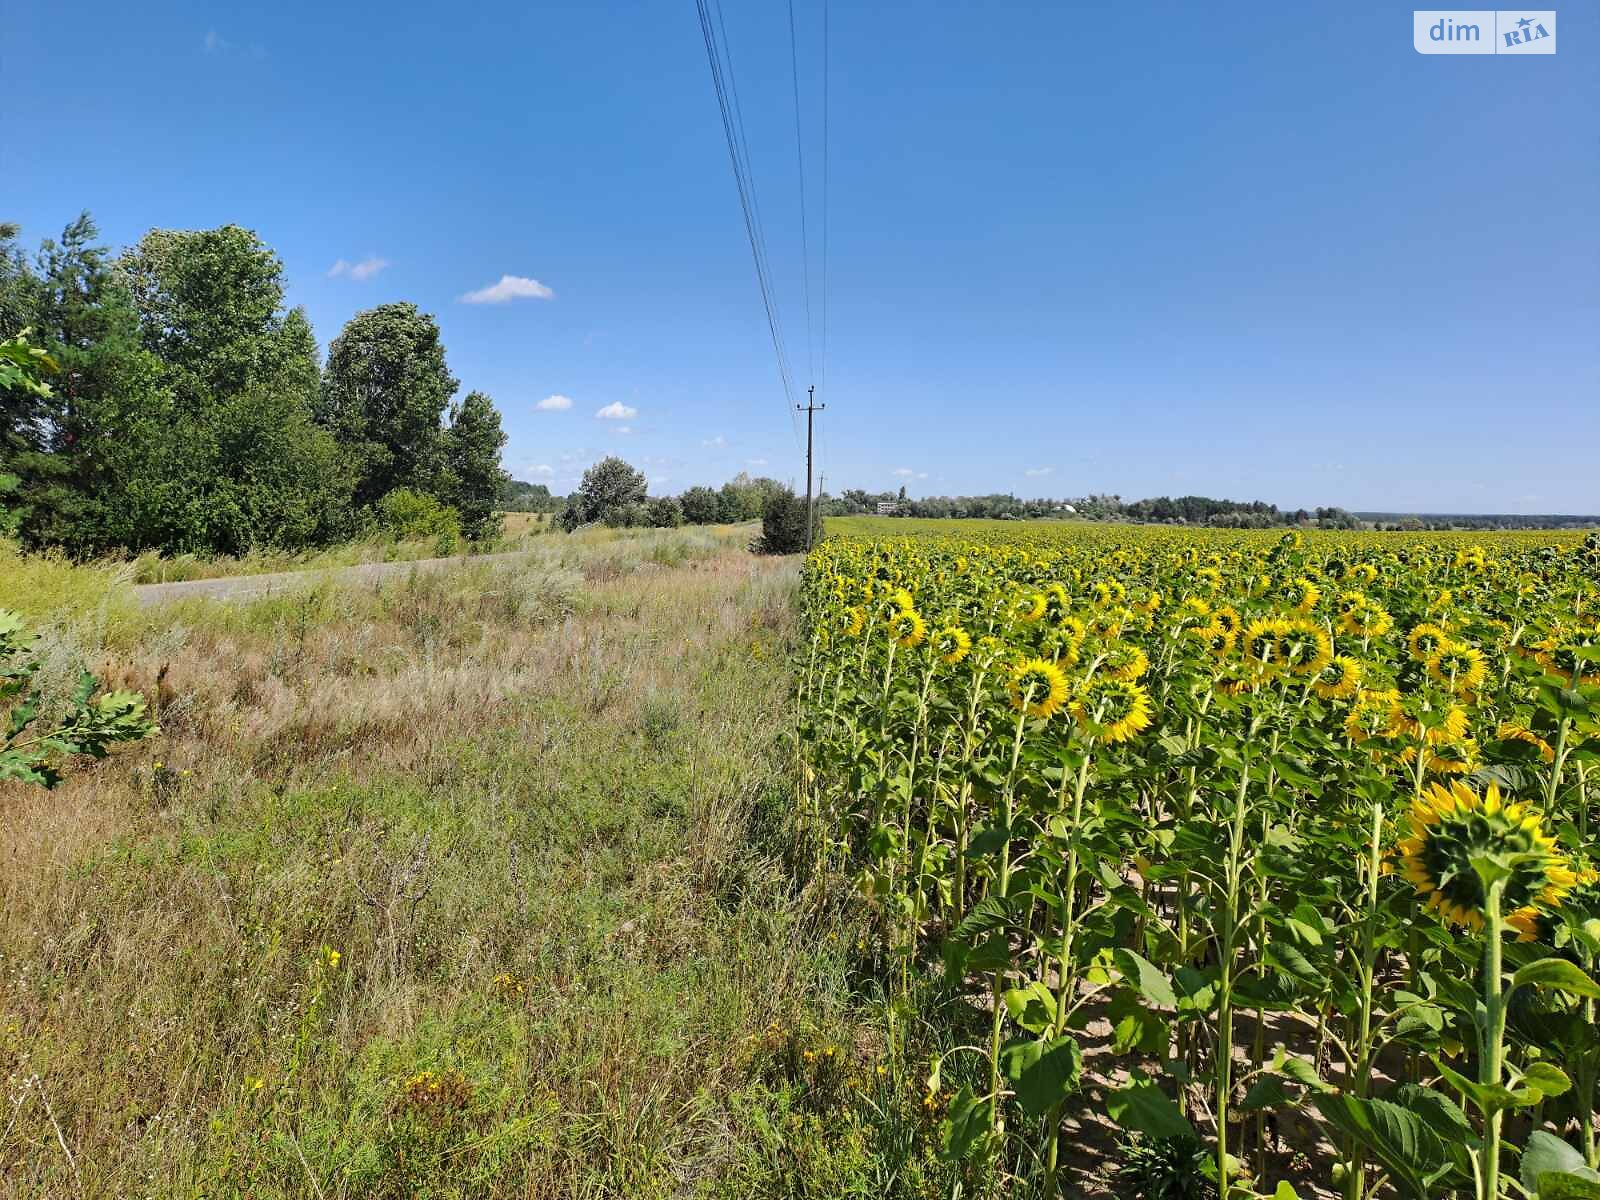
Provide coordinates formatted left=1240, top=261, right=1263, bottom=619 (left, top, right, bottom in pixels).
left=876, top=588, right=915, bottom=624
left=1242, top=618, right=1288, bottom=673
left=1407, top=623, right=1450, bottom=663
left=1387, top=700, right=1469, bottom=745
left=888, top=609, right=926, bottom=648
left=1009, top=591, right=1048, bottom=624
left=1278, top=619, right=1333, bottom=677
left=1008, top=658, right=1070, bottom=719
left=1342, top=603, right=1393, bottom=638
left=1399, top=738, right=1479, bottom=777
left=1352, top=563, right=1379, bottom=585
left=1074, top=678, right=1153, bottom=743
left=1426, top=641, right=1487, bottom=694
left=1042, top=583, right=1071, bottom=624
left=840, top=606, right=866, bottom=637
left=1313, top=654, right=1363, bottom=700
left=1279, top=577, right=1321, bottom=614
left=1396, top=780, right=1577, bottom=936
left=933, top=625, right=971, bottom=665
left=1100, top=642, right=1149, bottom=683
left=1213, top=670, right=1257, bottom=697
left=1345, top=691, right=1397, bottom=744
left=1495, top=721, right=1555, bottom=763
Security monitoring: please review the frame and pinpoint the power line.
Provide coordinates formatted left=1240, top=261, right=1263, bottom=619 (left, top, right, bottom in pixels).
left=819, top=0, right=830, bottom=404
left=787, top=0, right=814, bottom=383
left=695, top=0, right=804, bottom=451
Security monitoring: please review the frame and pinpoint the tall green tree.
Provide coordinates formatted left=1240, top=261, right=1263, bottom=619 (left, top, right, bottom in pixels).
left=318, top=302, right=458, bottom=508
left=117, top=225, right=293, bottom=404
left=441, top=390, right=507, bottom=540
left=679, top=485, right=719, bottom=525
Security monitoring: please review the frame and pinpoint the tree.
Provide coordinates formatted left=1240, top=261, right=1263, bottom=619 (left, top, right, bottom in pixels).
left=647, top=496, right=683, bottom=528
left=755, top=486, right=809, bottom=554
left=117, top=225, right=291, bottom=404
left=559, top=456, right=647, bottom=531
left=680, top=485, right=719, bottom=525
left=441, top=390, right=507, bottom=540
left=319, top=302, right=458, bottom=509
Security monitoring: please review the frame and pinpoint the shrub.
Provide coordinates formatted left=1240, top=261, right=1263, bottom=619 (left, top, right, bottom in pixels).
left=647, top=497, right=684, bottom=529
left=375, top=488, right=460, bottom=542
left=754, top=488, right=811, bottom=555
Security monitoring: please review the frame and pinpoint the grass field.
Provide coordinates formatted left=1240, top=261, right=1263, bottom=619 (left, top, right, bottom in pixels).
left=0, top=526, right=958, bottom=1198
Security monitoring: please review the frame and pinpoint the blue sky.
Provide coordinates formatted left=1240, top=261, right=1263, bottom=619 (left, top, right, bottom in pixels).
left=9, top=2, right=1597, bottom=511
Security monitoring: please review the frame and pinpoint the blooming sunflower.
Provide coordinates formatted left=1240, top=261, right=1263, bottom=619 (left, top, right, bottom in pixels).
left=1342, top=603, right=1393, bottom=638
left=1009, top=591, right=1048, bottom=624
left=1073, top=678, right=1153, bottom=743
left=1495, top=721, right=1555, bottom=764
left=840, top=606, right=866, bottom=638
left=1100, top=642, right=1149, bottom=683
left=1279, top=577, right=1321, bottom=614
left=888, top=609, right=926, bottom=648
left=1042, top=583, right=1071, bottom=624
left=933, top=625, right=971, bottom=665
left=1396, top=780, right=1578, bottom=936
left=1312, top=654, right=1363, bottom=700
left=1008, top=658, right=1070, bottom=719
left=1242, top=618, right=1288, bottom=673
left=1426, top=641, right=1487, bottom=694
left=1277, top=619, right=1333, bottom=677
left=1407, top=623, right=1450, bottom=663
left=876, top=588, right=915, bottom=624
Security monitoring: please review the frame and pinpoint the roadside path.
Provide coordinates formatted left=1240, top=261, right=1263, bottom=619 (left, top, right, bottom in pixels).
left=133, top=549, right=534, bottom=606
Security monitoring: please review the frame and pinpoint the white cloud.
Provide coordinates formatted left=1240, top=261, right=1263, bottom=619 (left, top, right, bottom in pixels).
left=595, top=402, right=637, bottom=420
left=1024, top=466, right=1054, bottom=478
left=459, top=274, right=555, bottom=304
left=528, top=464, right=555, bottom=477
left=702, top=435, right=728, bottom=449
left=892, top=468, right=929, bottom=480
left=745, top=457, right=768, bottom=467
left=203, top=29, right=233, bottom=52
left=536, top=394, right=573, bottom=412
left=327, top=256, right=390, bottom=281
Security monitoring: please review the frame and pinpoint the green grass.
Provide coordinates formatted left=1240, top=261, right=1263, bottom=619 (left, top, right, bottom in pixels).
left=0, top=531, right=970, bottom=1199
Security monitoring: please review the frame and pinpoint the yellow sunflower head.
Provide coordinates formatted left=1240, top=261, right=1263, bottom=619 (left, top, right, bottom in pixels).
left=933, top=625, right=971, bottom=665
left=1277, top=619, right=1334, bottom=677
left=1407, top=623, right=1450, bottom=663
left=1495, top=721, right=1555, bottom=764
left=1073, top=678, right=1154, bottom=743
left=840, top=605, right=866, bottom=638
left=1278, top=577, right=1321, bottom=614
left=1312, top=654, right=1363, bottom=700
left=1396, top=780, right=1577, bottom=935
left=1426, top=641, right=1487, bottom=694
left=876, top=588, right=915, bottom=624
left=1099, top=641, right=1149, bottom=683
left=888, top=609, right=926, bottom=648
left=1009, top=591, right=1048, bottom=624
left=1007, top=658, right=1070, bottom=720
left=1242, top=618, right=1289, bottom=673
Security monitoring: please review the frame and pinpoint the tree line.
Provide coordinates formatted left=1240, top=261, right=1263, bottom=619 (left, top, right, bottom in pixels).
left=827, top=488, right=1362, bottom=529
left=0, top=214, right=507, bottom=556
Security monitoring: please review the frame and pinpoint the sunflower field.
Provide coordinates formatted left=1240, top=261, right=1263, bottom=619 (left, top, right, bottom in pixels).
left=796, top=520, right=1600, bottom=1199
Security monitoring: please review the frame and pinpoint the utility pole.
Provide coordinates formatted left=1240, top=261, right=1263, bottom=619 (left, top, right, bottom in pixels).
left=797, top=385, right=825, bottom=550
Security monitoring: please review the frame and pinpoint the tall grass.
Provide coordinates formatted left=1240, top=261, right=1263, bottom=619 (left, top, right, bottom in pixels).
left=0, top=532, right=947, bottom=1198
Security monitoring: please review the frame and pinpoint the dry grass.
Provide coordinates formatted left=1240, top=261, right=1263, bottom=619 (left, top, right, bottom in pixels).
left=0, top=532, right=910, bottom=1198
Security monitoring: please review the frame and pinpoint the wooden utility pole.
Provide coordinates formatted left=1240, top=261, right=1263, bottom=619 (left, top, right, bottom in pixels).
left=798, top=386, right=825, bottom=549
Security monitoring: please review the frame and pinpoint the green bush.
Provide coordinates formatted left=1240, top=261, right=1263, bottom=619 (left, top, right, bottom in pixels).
left=754, top=488, right=811, bottom=555
left=375, top=488, right=460, bottom=543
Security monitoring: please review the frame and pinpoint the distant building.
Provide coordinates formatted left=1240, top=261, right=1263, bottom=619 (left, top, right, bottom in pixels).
left=875, top=501, right=901, bottom=516
left=1058, top=504, right=1077, bottom=514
